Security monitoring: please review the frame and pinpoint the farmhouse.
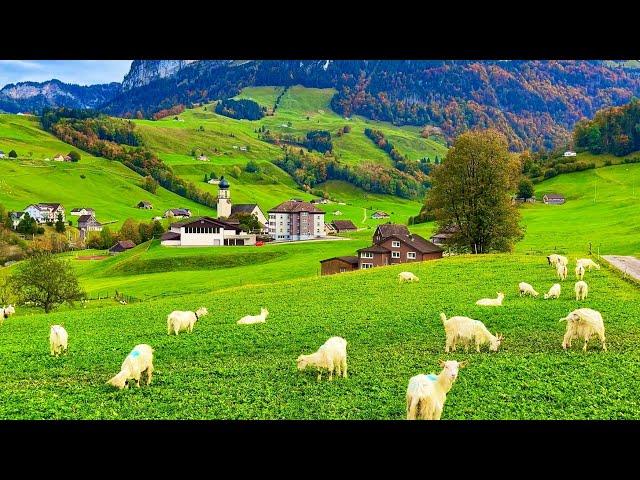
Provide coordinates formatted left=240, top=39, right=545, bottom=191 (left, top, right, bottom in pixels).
left=70, top=207, right=95, bottom=216
left=543, top=193, right=566, bottom=205
left=109, top=240, right=136, bottom=254
left=310, top=198, right=329, bottom=204
left=197, top=154, right=208, bottom=161
left=77, top=214, right=103, bottom=239
left=324, top=223, right=337, bottom=235
left=23, top=203, right=65, bottom=224
left=373, top=223, right=409, bottom=244
left=563, top=150, right=577, bottom=157
left=320, top=256, right=359, bottom=275
left=160, top=216, right=256, bottom=247
left=268, top=200, right=326, bottom=241
left=331, top=219, right=357, bottom=233
left=371, top=211, right=390, bottom=219
left=429, top=224, right=460, bottom=246
left=164, top=208, right=192, bottom=219
left=208, top=178, right=220, bottom=185
left=137, top=201, right=153, bottom=209
left=53, top=154, right=72, bottom=162
left=0, top=150, right=4, bottom=158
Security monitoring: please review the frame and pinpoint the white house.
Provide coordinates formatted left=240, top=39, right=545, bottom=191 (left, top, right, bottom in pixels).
left=164, top=208, right=191, bottom=219
left=23, top=203, right=65, bottom=224
left=0, top=151, right=5, bottom=159
left=70, top=207, right=95, bottom=217
left=160, top=216, right=256, bottom=247
left=268, top=200, right=326, bottom=241
left=563, top=151, right=577, bottom=157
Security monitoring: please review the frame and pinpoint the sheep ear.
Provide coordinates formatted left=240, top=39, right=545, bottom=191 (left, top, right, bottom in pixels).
left=439, top=359, right=446, bottom=367
left=458, top=361, right=468, bottom=368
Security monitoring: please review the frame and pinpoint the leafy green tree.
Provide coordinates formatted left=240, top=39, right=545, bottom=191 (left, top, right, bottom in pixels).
left=16, top=213, right=38, bottom=235
left=141, top=175, right=158, bottom=194
left=517, top=178, right=535, bottom=199
left=55, top=212, right=66, bottom=233
left=99, top=227, right=114, bottom=249
left=235, top=213, right=262, bottom=232
left=67, top=151, right=81, bottom=162
left=8, top=150, right=17, bottom=158
left=10, top=251, right=85, bottom=313
left=203, top=173, right=209, bottom=182
left=119, top=218, right=140, bottom=244
left=245, top=160, right=260, bottom=173
left=151, top=220, right=165, bottom=238
left=425, top=129, right=523, bottom=253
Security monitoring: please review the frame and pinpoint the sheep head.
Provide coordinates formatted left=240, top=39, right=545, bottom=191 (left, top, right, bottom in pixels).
left=107, top=371, right=128, bottom=390
left=296, top=354, right=310, bottom=371
left=196, top=307, right=209, bottom=318
left=490, top=333, right=504, bottom=351
left=261, top=308, right=269, bottom=317
left=439, top=360, right=463, bottom=380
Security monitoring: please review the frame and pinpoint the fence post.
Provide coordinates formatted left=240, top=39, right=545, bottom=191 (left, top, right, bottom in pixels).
left=589, top=242, right=592, bottom=256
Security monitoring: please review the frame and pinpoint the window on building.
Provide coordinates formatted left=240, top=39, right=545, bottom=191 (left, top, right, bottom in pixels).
left=392, top=241, right=400, bottom=248
left=407, top=252, right=416, bottom=259
left=339, top=268, right=346, bottom=273
left=361, top=252, right=373, bottom=258
left=361, top=263, right=373, bottom=269
left=392, top=251, right=400, bottom=259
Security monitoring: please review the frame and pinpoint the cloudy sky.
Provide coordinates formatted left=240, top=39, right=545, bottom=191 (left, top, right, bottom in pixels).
left=0, top=60, right=133, bottom=88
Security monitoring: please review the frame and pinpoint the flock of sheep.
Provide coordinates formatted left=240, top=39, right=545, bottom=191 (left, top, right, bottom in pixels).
left=4, top=253, right=608, bottom=420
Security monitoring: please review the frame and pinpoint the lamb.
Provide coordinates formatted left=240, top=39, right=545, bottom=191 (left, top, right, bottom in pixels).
left=49, top=325, right=68, bottom=356
left=556, top=263, right=568, bottom=281
left=575, top=263, right=585, bottom=280
left=406, top=360, right=467, bottom=420
left=440, top=313, right=503, bottom=353
left=107, top=344, right=155, bottom=389
left=167, top=307, right=208, bottom=335
left=398, top=271, right=419, bottom=283
left=543, top=283, right=561, bottom=300
left=575, top=281, right=588, bottom=301
left=475, top=292, right=505, bottom=306
left=577, top=258, right=600, bottom=271
left=518, top=282, right=539, bottom=297
left=297, top=336, right=348, bottom=381
left=0, top=308, right=5, bottom=325
left=3, top=304, right=15, bottom=317
left=237, top=307, right=269, bottom=325
left=560, top=308, right=606, bottom=352
left=547, top=254, right=568, bottom=267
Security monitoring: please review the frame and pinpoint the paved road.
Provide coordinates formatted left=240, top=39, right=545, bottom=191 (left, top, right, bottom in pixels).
left=602, top=255, right=640, bottom=282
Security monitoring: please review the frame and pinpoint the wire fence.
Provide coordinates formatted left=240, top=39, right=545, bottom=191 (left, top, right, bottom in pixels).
left=84, top=290, right=140, bottom=304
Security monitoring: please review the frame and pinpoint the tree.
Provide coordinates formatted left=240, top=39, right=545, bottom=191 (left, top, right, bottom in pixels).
left=119, top=218, right=140, bottom=244
left=151, top=220, right=165, bottom=238
left=99, top=227, right=114, bottom=249
left=425, top=129, right=523, bottom=253
left=67, top=151, right=81, bottom=162
left=55, top=212, right=66, bottom=233
left=235, top=213, right=262, bottom=233
left=517, top=178, right=535, bottom=199
left=8, top=150, right=17, bottom=158
left=10, top=251, right=85, bottom=313
left=245, top=159, right=259, bottom=173
left=16, top=213, right=38, bottom=235
left=141, top=175, right=158, bottom=194
left=203, top=173, right=209, bottom=182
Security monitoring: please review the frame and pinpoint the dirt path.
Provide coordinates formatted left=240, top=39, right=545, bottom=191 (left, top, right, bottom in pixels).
left=602, top=255, right=640, bottom=282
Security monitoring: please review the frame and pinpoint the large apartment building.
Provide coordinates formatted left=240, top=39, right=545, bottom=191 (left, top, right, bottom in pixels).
left=268, top=200, right=326, bottom=241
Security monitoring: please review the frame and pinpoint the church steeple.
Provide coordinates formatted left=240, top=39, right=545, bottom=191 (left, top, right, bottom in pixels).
left=217, top=176, right=232, bottom=218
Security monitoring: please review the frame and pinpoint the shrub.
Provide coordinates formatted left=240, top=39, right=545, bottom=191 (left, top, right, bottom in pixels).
left=245, top=160, right=260, bottom=173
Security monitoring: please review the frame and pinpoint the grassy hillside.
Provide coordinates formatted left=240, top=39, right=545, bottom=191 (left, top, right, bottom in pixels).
left=0, top=115, right=216, bottom=229
left=2, top=254, right=639, bottom=419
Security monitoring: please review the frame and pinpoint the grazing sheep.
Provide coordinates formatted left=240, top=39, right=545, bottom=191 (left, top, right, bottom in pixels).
left=441, top=313, right=503, bottom=353
left=575, top=263, right=585, bottom=280
left=475, top=292, right=505, bottom=306
left=107, top=344, right=155, bottom=389
left=560, top=308, right=606, bottom=352
left=518, top=282, right=539, bottom=297
left=577, top=258, right=600, bottom=271
left=547, top=254, right=568, bottom=267
left=575, top=281, right=588, bottom=301
left=49, top=325, right=68, bottom=356
left=556, top=263, right=568, bottom=281
left=167, top=307, right=208, bottom=335
left=543, top=283, right=561, bottom=300
left=0, top=308, right=5, bottom=325
left=237, top=307, right=269, bottom=325
left=3, top=304, right=15, bottom=317
left=406, top=360, right=467, bottom=420
left=297, top=336, right=348, bottom=381
left=398, top=271, right=419, bottom=283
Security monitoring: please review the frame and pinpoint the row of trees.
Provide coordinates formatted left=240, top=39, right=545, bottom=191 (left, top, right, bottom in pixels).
left=86, top=218, right=165, bottom=250
left=215, top=98, right=265, bottom=120
left=574, top=99, right=640, bottom=156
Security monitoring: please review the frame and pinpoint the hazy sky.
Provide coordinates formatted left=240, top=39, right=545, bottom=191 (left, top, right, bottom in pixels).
left=0, top=60, right=133, bottom=88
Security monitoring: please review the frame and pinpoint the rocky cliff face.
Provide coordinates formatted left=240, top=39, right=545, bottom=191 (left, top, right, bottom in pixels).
left=121, top=60, right=199, bottom=91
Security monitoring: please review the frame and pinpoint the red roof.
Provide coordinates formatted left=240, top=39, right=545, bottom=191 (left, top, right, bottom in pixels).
left=268, top=200, right=324, bottom=214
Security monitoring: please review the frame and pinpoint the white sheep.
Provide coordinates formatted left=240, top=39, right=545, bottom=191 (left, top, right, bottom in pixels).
left=518, top=282, right=539, bottom=297
left=237, top=307, right=269, bottom=325
left=398, top=271, right=419, bottom=283
left=556, top=263, right=568, bottom=281
left=440, top=313, right=503, bottom=353
left=543, top=283, right=561, bottom=300
left=547, top=254, right=568, bottom=267
left=406, top=360, right=467, bottom=420
left=577, top=258, right=600, bottom=271
left=49, top=325, right=68, bottom=356
left=575, top=263, right=585, bottom=280
left=575, top=281, right=588, bottom=301
left=560, top=308, right=606, bottom=352
left=0, top=308, right=5, bottom=325
left=475, top=292, right=505, bottom=306
left=3, top=304, right=15, bottom=317
left=167, top=307, right=208, bottom=335
left=107, top=344, right=155, bottom=389
left=297, top=336, right=348, bottom=381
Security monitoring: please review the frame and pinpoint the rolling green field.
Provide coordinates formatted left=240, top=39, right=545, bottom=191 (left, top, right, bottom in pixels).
left=0, top=115, right=216, bottom=230
left=2, top=254, right=639, bottom=419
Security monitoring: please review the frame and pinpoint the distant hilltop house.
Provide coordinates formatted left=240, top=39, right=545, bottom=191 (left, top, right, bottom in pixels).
left=137, top=201, right=153, bottom=210
left=207, top=178, right=221, bottom=185
left=23, top=203, right=65, bottom=224
left=563, top=151, right=577, bottom=157
left=331, top=219, right=357, bottom=233
left=214, top=176, right=267, bottom=230
left=0, top=151, right=5, bottom=159
left=512, top=195, right=536, bottom=204
left=268, top=200, right=326, bottom=241
left=324, top=223, right=337, bottom=235
left=164, top=208, right=192, bottom=219
left=429, top=224, right=460, bottom=246
left=77, top=214, right=103, bottom=240
left=333, top=210, right=343, bottom=216
left=197, top=154, right=209, bottom=161
left=70, top=207, right=95, bottom=217
left=371, top=211, right=390, bottom=219
left=53, top=154, right=72, bottom=162
left=161, top=216, right=256, bottom=247
left=543, top=193, right=566, bottom=205
left=239, top=146, right=247, bottom=151
left=109, top=240, right=136, bottom=254
left=310, top=198, right=329, bottom=205
left=320, top=223, right=443, bottom=275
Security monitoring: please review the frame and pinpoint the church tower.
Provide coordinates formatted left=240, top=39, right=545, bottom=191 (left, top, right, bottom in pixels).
left=217, top=176, right=232, bottom=218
